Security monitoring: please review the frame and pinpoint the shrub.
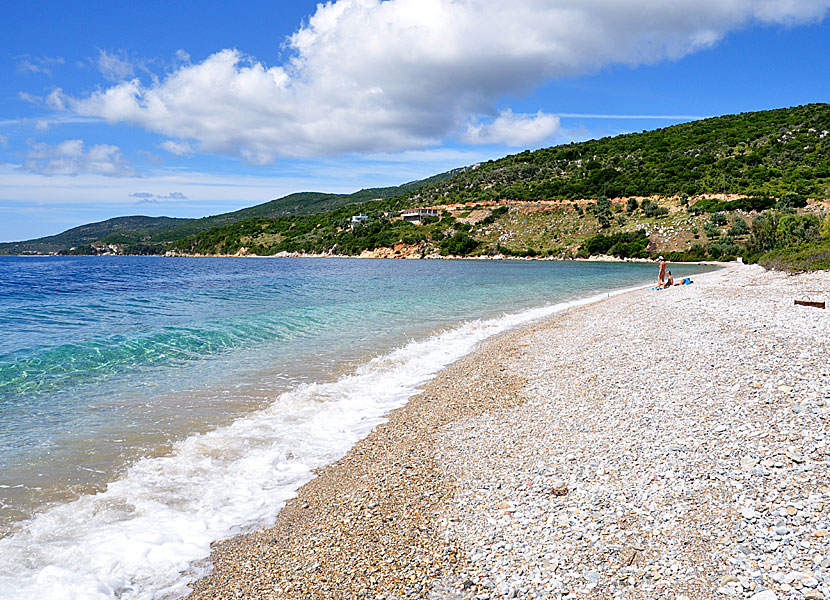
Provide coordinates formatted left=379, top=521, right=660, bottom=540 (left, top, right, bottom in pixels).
left=750, top=211, right=822, bottom=252
left=579, top=229, right=650, bottom=258
left=729, top=217, right=749, bottom=236
left=710, top=212, right=728, bottom=226
left=775, top=193, right=808, bottom=212
left=642, top=199, right=669, bottom=218
left=626, top=197, right=639, bottom=213
left=758, top=238, right=830, bottom=271
left=690, top=196, right=775, bottom=214
left=704, top=221, right=720, bottom=238
left=439, top=231, right=479, bottom=256
left=667, top=244, right=708, bottom=262
left=479, top=205, right=509, bottom=226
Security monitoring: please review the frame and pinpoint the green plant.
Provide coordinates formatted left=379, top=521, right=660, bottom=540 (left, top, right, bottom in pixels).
left=595, top=196, right=612, bottom=228
left=579, top=229, right=650, bottom=258
left=757, top=238, right=830, bottom=271
left=439, top=231, right=479, bottom=256
left=729, top=217, right=749, bottom=236
left=641, top=199, right=668, bottom=218
left=710, top=212, right=728, bottom=226
left=704, top=221, right=720, bottom=238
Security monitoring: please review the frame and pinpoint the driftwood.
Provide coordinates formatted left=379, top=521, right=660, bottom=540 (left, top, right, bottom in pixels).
left=794, top=300, right=826, bottom=309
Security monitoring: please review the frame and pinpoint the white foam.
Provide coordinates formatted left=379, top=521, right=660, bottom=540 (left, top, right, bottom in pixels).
left=0, top=285, right=640, bottom=599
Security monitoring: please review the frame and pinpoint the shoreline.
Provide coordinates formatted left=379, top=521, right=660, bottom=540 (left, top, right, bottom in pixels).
left=186, top=264, right=830, bottom=599
left=1, top=252, right=729, bottom=268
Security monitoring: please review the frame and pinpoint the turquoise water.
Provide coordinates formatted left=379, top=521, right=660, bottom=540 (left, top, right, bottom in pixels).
left=0, top=256, right=715, bottom=599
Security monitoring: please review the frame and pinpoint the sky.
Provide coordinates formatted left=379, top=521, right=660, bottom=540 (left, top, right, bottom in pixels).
left=2, top=0, right=830, bottom=242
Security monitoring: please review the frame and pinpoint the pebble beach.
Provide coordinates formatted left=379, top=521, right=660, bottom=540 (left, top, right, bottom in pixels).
left=187, top=263, right=830, bottom=600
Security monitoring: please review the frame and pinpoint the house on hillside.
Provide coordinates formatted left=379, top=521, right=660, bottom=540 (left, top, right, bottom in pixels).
left=350, top=215, right=369, bottom=227
left=401, top=208, right=440, bottom=224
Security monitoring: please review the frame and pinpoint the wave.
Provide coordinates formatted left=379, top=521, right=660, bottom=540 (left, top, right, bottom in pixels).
left=0, top=285, right=640, bottom=600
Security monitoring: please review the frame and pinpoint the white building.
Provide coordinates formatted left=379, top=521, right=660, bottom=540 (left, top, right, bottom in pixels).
left=401, top=208, right=440, bottom=224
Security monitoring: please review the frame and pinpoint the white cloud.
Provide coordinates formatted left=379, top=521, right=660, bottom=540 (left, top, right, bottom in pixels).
left=129, top=191, right=189, bottom=202
left=464, top=110, right=561, bottom=146
left=160, top=140, right=194, bottom=155
left=17, top=55, right=65, bottom=76
left=22, top=139, right=138, bottom=177
left=96, top=49, right=136, bottom=81
left=59, top=0, right=830, bottom=162
left=0, top=134, right=7, bottom=148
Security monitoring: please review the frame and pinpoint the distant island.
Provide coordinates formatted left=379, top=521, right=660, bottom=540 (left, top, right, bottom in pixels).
left=3, top=104, right=829, bottom=270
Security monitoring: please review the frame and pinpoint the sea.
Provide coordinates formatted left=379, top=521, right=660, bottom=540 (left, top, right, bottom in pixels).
left=0, top=256, right=716, bottom=599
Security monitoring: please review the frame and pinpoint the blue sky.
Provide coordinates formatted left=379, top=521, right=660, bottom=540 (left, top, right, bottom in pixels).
left=2, top=0, right=829, bottom=242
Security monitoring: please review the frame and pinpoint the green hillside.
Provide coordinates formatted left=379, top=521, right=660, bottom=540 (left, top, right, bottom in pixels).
left=5, top=104, right=830, bottom=269
left=164, top=104, right=830, bottom=269
left=408, top=103, right=830, bottom=206
left=0, top=170, right=459, bottom=255
left=0, top=216, right=194, bottom=255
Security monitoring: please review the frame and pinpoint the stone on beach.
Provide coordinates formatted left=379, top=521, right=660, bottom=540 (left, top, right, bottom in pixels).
left=187, top=264, right=830, bottom=600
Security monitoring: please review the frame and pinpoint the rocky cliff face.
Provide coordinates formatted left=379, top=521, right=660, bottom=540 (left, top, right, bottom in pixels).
left=358, top=241, right=433, bottom=259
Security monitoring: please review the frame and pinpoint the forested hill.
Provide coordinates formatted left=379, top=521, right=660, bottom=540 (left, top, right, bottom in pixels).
left=3, top=103, right=829, bottom=259
left=0, top=169, right=461, bottom=255
left=408, top=103, right=830, bottom=206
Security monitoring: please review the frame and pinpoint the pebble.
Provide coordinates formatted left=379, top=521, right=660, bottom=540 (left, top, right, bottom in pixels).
left=434, top=266, right=830, bottom=599
left=185, top=265, right=830, bottom=600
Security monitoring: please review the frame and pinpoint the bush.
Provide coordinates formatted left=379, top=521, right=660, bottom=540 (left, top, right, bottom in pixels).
left=729, top=217, right=749, bottom=236
left=710, top=212, right=728, bottom=226
left=479, top=205, right=509, bottom=226
left=667, top=244, right=708, bottom=262
left=440, top=231, right=479, bottom=256
left=689, top=196, right=775, bottom=214
left=579, top=229, right=650, bottom=258
left=750, top=211, right=822, bottom=252
left=704, top=221, right=720, bottom=238
left=641, top=199, right=669, bottom=218
left=707, top=237, right=740, bottom=260
left=626, top=197, right=639, bottom=213
left=595, top=196, right=612, bottom=228
left=758, top=238, right=830, bottom=271
left=775, top=193, right=808, bottom=212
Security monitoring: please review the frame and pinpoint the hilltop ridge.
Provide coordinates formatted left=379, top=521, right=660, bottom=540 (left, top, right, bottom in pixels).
left=4, top=104, right=830, bottom=268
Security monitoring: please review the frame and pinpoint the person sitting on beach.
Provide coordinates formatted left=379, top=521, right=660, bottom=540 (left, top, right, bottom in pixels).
left=664, top=271, right=674, bottom=288
left=657, top=256, right=667, bottom=287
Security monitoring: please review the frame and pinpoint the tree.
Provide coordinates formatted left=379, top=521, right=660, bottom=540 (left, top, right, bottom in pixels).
left=595, top=196, right=612, bottom=228
left=729, top=217, right=749, bottom=236
left=626, top=197, right=639, bottom=213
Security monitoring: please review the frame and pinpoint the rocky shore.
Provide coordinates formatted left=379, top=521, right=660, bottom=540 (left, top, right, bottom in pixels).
left=186, top=264, right=829, bottom=600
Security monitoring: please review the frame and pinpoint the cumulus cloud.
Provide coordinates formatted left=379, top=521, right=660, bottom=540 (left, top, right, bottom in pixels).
left=22, top=139, right=138, bottom=177
left=464, top=110, right=561, bottom=146
left=61, top=0, right=830, bottom=162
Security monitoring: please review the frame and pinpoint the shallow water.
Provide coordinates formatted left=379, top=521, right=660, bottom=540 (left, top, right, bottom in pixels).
left=0, top=256, right=716, bottom=599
